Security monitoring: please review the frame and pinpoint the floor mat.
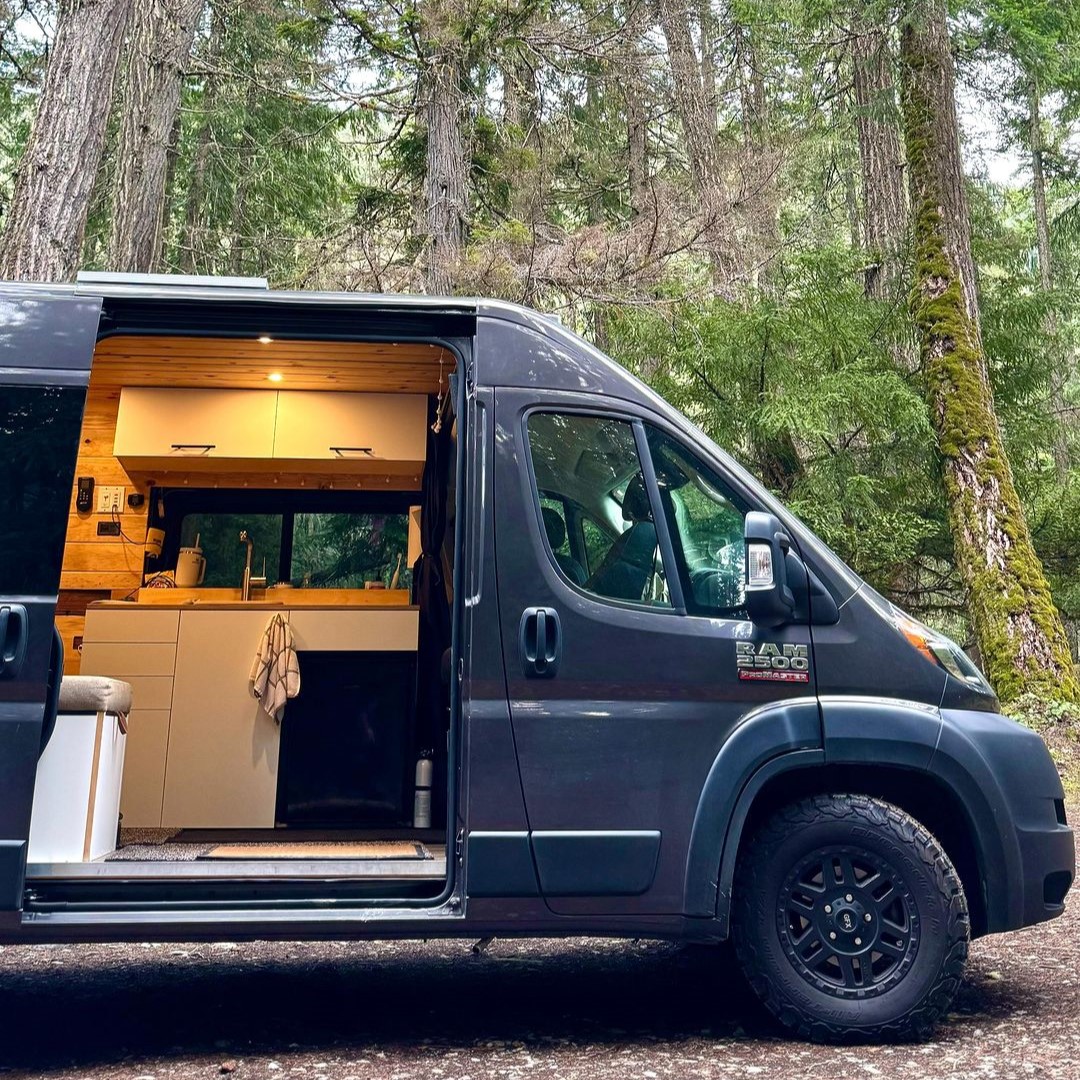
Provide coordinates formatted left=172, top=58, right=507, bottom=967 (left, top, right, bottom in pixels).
left=200, top=841, right=429, bottom=860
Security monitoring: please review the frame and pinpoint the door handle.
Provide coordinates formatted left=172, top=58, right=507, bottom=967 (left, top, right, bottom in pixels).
left=0, top=603, right=28, bottom=679
left=519, top=606, right=561, bottom=678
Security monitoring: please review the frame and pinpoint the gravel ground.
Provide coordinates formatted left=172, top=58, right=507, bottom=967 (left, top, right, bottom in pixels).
left=0, top=886, right=1077, bottom=1080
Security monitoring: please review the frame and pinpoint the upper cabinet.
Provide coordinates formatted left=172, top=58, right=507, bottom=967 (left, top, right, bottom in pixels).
left=274, top=391, right=427, bottom=462
left=115, top=388, right=277, bottom=465
left=114, top=387, right=427, bottom=473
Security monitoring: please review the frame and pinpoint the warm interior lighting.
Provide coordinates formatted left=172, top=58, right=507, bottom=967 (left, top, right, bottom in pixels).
left=258, top=335, right=274, bottom=344
left=267, top=372, right=283, bottom=383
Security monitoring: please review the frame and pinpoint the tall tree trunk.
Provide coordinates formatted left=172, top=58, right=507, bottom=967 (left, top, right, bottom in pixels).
left=420, top=0, right=468, bottom=295
left=1029, top=81, right=1070, bottom=481
left=178, top=0, right=221, bottom=273
left=623, top=7, right=652, bottom=221
left=108, top=0, right=204, bottom=273
left=502, top=40, right=542, bottom=227
left=733, top=17, right=779, bottom=288
left=852, top=21, right=907, bottom=299
left=1030, top=84, right=1051, bottom=292
left=626, top=77, right=649, bottom=219
left=0, top=0, right=135, bottom=281
left=656, top=0, right=736, bottom=296
left=899, top=0, right=1078, bottom=703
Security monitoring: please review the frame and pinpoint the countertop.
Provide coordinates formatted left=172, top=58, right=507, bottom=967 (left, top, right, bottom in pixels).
left=86, top=586, right=416, bottom=611
left=88, top=600, right=419, bottom=611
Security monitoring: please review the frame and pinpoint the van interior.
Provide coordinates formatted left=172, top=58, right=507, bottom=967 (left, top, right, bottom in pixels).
left=26, top=329, right=459, bottom=904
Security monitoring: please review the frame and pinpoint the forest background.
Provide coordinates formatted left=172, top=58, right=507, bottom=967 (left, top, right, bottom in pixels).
left=2, top=0, right=1080, bottom=722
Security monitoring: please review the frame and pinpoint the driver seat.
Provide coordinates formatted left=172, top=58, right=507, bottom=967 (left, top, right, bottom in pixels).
left=586, top=477, right=658, bottom=601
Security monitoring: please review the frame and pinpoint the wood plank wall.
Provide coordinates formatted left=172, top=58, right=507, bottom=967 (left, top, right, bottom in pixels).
left=60, top=389, right=151, bottom=672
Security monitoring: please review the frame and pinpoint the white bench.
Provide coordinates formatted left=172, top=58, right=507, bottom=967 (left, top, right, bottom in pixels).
left=28, top=676, right=133, bottom=863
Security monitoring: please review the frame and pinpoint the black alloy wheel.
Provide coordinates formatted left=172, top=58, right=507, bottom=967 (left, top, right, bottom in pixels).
left=778, top=845, right=918, bottom=997
left=732, top=794, right=969, bottom=1042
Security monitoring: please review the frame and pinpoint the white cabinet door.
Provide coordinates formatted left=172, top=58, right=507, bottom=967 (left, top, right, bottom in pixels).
left=120, top=709, right=171, bottom=827
left=114, top=387, right=277, bottom=462
left=273, top=391, right=427, bottom=462
left=162, top=610, right=283, bottom=828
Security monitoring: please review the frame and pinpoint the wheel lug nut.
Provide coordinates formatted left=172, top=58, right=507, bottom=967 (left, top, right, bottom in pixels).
left=824, top=905, right=832, bottom=914
left=829, top=932, right=837, bottom=940
left=845, top=894, right=853, bottom=902
left=855, top=937, right=862, bottom=946
left=864, top=913, right=872, bottom=922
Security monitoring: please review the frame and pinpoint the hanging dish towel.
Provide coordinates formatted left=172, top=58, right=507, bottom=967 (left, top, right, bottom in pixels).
left=249, top=612, right=300, bottom=723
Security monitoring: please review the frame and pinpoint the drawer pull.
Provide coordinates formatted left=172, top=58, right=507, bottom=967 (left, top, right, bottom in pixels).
left=170, top=443, right=216, bottom=453
left=330, top=446, right=373, bottom=456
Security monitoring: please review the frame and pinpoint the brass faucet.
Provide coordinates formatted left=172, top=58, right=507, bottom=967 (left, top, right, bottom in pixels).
left=240, top=530, right=254, bottom=601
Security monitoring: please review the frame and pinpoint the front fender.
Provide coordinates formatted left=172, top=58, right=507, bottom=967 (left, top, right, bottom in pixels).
left=682, top=698, right=821, bottom=917
left=700, top=698, right=1040, bottom=937
left=821, top=696, right=1015, bottom=930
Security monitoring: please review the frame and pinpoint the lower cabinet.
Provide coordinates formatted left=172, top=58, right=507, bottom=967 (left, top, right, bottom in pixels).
left=162, top=609, right=283, bottom=828
left=82, top=604, right=421, bottom=830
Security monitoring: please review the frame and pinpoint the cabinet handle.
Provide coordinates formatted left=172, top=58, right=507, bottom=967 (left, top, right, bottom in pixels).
left=330, top=446, right=373, bottom=456
left=170, top=443, right=216, bottom=452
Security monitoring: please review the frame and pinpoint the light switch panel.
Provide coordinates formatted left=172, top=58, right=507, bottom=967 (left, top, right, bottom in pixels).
left=95, top=485, right=125, bottom=514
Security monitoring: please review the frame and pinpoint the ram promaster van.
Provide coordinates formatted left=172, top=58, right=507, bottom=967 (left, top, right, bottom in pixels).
left=0, top=273, right=1072, bottom=1041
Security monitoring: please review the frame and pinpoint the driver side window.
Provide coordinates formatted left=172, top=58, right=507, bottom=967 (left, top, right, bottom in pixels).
left=645, top=427, right=749, bottom=617
left=526, top=412, right=671, bottom=608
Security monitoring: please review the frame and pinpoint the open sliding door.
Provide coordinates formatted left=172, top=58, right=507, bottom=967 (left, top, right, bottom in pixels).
left=0, top=288, right=100, bottom=924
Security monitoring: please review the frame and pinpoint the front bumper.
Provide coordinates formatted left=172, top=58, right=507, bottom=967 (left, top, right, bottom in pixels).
left=1016, top=806, right=1074, bottom=928
left=936, top=709, right=1074, bottom=934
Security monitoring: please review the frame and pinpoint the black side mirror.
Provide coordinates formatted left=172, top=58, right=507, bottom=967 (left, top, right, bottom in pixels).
left=744, top=511, right=796, bottom=627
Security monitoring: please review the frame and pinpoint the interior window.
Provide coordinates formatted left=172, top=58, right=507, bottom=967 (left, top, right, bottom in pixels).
left=527, top=412, right=670, bottom=607
left=645, top=428, right=749, bottom=616
left=292, top=511, right=409, bottom=588
left=171, top=496, right=414, bottom=591
left=179, top=512, right=283, bottom=588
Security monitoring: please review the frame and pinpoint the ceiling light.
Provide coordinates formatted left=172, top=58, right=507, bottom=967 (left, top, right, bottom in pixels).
left=267, top=372, right=283, bottom=383
left=258, top=335, right=274, bottom=344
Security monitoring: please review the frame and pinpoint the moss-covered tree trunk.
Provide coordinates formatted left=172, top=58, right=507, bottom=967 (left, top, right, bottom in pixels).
left=899, top=0, right=1078, bottom=703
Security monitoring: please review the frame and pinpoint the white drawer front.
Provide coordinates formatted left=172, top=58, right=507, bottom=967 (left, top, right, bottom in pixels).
left=80, top=642, right=177, bottom=678
left=84, top=608, right=180, bottom=644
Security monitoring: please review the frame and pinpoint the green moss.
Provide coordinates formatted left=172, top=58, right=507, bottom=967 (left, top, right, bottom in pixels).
left=900, top=17, right=1079, bottom=704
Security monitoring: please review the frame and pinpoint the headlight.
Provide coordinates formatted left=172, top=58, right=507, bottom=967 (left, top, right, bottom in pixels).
left=887, top=606, right=992, bottom=690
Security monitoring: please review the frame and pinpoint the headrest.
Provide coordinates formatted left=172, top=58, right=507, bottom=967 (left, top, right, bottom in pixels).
left=622, top=476, right=652, bottom=523
left=541, top=505, right=567, bottom=550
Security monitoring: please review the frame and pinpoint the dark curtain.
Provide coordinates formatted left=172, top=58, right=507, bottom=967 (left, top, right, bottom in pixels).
left=413, top=395, right=455, bottom=765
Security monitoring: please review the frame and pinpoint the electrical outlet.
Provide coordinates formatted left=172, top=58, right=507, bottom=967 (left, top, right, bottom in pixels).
left=95, top=485, right=125, bottom=514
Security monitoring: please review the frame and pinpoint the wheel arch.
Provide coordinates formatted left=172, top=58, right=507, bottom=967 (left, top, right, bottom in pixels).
left=719, top=761, right=991, bottom=937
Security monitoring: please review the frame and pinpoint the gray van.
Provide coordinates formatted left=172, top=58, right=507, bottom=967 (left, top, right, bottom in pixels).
left=0, top=273, right=1072, bottom=1043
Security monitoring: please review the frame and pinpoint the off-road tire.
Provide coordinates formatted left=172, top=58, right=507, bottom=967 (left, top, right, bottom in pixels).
left=732, top=794, right=969, bottom=1042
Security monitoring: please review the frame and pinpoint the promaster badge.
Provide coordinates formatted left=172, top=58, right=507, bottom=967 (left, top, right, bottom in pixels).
left=736, top=641, right=810, bottom=683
